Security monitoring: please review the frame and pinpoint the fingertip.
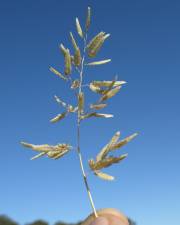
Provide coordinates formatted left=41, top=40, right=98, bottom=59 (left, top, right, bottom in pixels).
left=90, top=217, right=109, bottom=225
left=82, top=209, right=129, bottom=225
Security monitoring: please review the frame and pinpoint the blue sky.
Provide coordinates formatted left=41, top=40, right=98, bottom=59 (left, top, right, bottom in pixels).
left=0, top=0, right=179, bottom=224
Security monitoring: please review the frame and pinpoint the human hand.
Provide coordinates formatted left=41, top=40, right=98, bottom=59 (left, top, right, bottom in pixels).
left=82, top=208, right=129, bottom=225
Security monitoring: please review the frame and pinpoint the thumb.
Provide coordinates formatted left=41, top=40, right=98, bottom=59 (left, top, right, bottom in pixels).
left=82, top=208, right=129, bottom=225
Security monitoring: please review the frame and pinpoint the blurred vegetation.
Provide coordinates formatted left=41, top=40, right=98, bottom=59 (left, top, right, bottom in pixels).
left=0, top=215, right=19, bottom=225
left=26, top=220, right=49, bottom=225
left=0, top=215, right=136, bottom=225
left=128, top=218, right=136, bottom=225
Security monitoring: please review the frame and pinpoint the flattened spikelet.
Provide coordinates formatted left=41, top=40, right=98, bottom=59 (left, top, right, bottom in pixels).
left=70, top=32, right=78, bottom=50
left=49, top=67, right=67, bottom=80
left=100, top=86, right=121, bottom=102
left=21, top=143, right=52, bottom=152
left=93, top=113, right=113, bottom=118
left=47, top=149, right=69, bottom=159
left=89, top=154, right=128, bottom=170
left=50, top=112, right=67, bottom=123
left=80, top=113, right=95, bottom=120
left=96, top=131, right=121, bottom=162
left=94, top=171, right=114, bottom=181
left=78, top=92, right=84, bottom=113
left=52, top=150, right=69, bottom=159
left=92, top=80, right=126, bottom=87
left=87, top=32, right=105, bottom=52
left=111, top=133, right=138, bottom=150
left=21, top=142, right=34, bottom=149
left=70, top=32, right=81, bottom=66
left=31, top=152, right=46, bottom=160
left=88, top=34, right=110, bottom=57
left=80, top=112, right=113, bottom=120
left=21, top=142, right=71, bottom=160
left=101, top=78, right=117, bottom=96
left=21, top=142, right=71, bottom=153
left=74, top=48, right=81, bottom=66
left=86, top=7, right=91, bottom=30
left=54, top=95, right=67, bottom=108
left=76, top=17, right=83, bottom=38
left=71, top=55, right=74, bottom=64
left=60, top=44, right=67, bottom=56
left=86, top=59, right=111, bottom=66
left=64, top=49, right=71, bottom=75
left=90, top=103, right=107, bottom=110
left=89, top=83, right=102, bottom=94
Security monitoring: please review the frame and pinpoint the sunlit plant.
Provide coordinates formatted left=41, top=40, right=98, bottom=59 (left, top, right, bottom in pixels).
left=21, top=7, right=138, bottom=218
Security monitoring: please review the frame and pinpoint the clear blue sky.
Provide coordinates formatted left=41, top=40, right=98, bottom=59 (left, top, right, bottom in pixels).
left=0, top=0, right=179, bottom=225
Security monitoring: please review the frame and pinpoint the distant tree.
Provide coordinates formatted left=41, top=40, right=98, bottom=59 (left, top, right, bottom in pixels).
left=75, top=221, right=82, bottom=225
left=54, top=222, right=67, bottom=225
left=0, top=215, right=19, bottom=225
left=55, top=222, right=83, bottom=225
left=54, top=222, right=69, bottom=225
left=26, top=220, right=48, bottom=225
left=128, top=218, right=136, bottom=225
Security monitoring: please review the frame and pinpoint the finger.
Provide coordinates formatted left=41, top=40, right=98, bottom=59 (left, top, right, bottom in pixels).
left=82, top=208, right=129, bottom=225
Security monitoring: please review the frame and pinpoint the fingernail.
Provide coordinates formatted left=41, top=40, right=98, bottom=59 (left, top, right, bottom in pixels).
left=90, top=217, right=109, bottom=225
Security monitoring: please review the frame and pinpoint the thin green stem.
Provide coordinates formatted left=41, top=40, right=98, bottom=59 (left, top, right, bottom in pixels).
left=76, top=34, right=98, bottom=218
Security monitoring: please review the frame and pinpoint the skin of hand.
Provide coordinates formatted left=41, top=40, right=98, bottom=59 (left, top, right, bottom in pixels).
left=82, top=208, right=129, bottom=225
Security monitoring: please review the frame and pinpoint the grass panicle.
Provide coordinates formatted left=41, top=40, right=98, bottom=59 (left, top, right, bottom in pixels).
left=21, top=7, right=137, bottom=218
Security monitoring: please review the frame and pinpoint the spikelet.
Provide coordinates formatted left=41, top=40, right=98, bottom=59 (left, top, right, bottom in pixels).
left=102, top=78, right=117, bottom=95
left=86, top=59, right=111, bottom=66
left=89, top=154, right=128, bottom=170
left=93, top=113, right=113, bottom=118
left=64, top=49, right=71, bottom=75
left=47, top=151, right=61, bottom=158
left=89, top=83, right=102, bottom=94
left=49, top=67, right=67, bottom=80
left=89, top=79, right=124, bottom=95
left=21, top=142, right=71, bottom=153
left=100, top=86, right=121, bottom=102
left=92, top=80, right=126, bottom=87
left=51, top=150, right=69, bottom=159
left=21, top=142, right=35, bottom=149
left=78, top=92, right=84, bottom=113
left=70, top=32, right=81, bottom=66
left=50, top=112, right=67, bottom=123
left=31, top=152, right=46, bottom=160
left=86, top=7, right=91, bottom=30
left=90, top=103, right=107, bottom=110
left=71, top=79, right=80, bottom=89
left=94, top=171, right=114, bottom=181
left=111, top=133, right=138, bottom=150
left=88, top=34, right=110, bottom=57
left=47, top=148, right=69, bottom=159
left=21, top=142, right=71, bottom=160
left=54, top=95, right=67, bottom=108
left=76, top=18, right=83, bottom=38
left=59, top=44, right=67, bottom=56
left=80, top=112, right=113, bottom=120
left=74, top=48, right=81, bottom=66
left=29, top=144, right=54, bottom=152
left=96, top=131, right=121, bottom=162
left=87, top=32, right=105, bottom=52
left=71, top=55, right=74, bottom=64
left=80, top=113, right=95, bottom=120
left=70, top=32, right=78, bottom=50
left=54, top=95, right=76, bottom=113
